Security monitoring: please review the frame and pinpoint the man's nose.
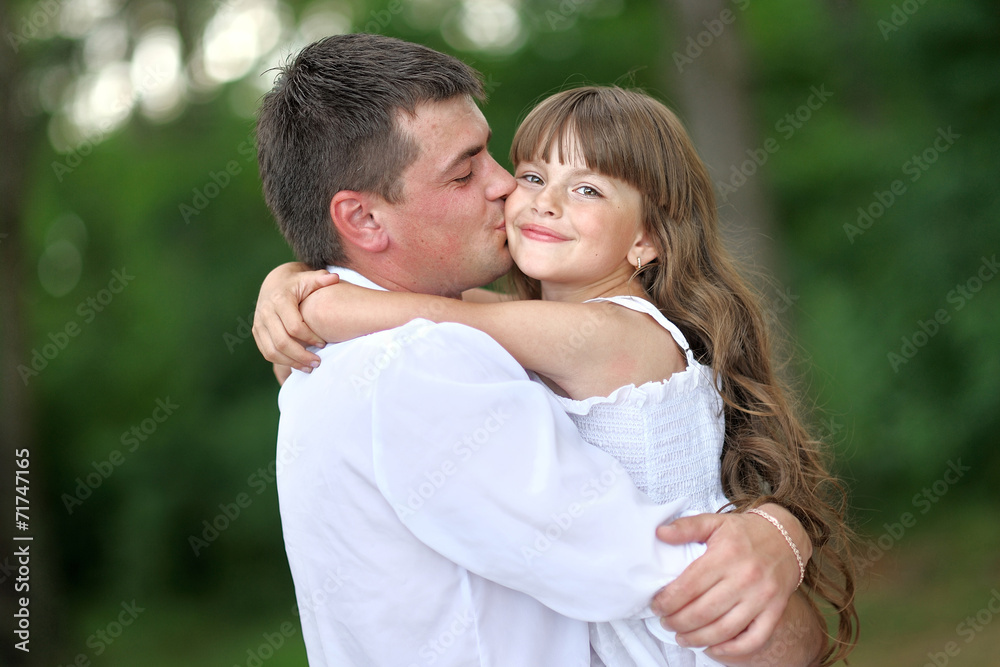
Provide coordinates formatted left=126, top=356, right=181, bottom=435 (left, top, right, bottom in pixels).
left=484, top=154, right=515, bottom=201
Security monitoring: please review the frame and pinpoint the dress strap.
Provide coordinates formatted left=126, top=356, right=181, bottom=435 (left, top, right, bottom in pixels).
left=585, top=296, right=695, bottom=364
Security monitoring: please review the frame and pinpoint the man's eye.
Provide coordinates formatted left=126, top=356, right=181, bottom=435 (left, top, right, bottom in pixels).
left=455, top=172, right=474, bottom=184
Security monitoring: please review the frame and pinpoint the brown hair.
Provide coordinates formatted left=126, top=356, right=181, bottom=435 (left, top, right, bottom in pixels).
left=508, top=86, right=858, bottom=664
left=255, top=34, right=485, bottom=268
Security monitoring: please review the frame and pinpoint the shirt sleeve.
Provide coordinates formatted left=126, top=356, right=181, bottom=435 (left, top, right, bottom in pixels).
left=370, top=320, right=705, bottom=623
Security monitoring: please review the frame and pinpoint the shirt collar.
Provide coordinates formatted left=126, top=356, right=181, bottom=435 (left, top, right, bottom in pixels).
left=327, top=266, right=388, bottom=292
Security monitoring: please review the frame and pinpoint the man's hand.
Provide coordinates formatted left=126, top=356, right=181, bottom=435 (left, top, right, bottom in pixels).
left=252, top=262, right=339, bottom=373
left=651, top=504, right=813, bottom=658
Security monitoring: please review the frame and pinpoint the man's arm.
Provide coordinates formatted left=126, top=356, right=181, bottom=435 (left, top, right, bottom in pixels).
left=371, top=320, right=700, bottom=621
left=651, top=505, right=814, bottom=654
left=369, top=319, right=807, bottom=655
left=708, top=592, right=825, bottom=667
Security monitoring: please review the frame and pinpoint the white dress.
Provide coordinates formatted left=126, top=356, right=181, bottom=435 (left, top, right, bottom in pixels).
left=539, top=295, right=730, bottom=667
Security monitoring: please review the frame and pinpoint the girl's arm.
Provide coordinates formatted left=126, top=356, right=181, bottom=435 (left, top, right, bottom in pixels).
left=251, top=264, right=508, bottom=376
left=300, top=283, right=684, bottom=399
left=252, top=262, right=340, bottom=376
left=460, top=287, right=514, bottom=303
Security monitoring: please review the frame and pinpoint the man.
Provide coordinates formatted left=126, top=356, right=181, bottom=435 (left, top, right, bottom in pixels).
left=253, top=33, right=824, bottom=666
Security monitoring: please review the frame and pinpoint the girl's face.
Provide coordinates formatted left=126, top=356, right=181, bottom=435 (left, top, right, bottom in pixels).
left=505, top=138, right=651, bottom=294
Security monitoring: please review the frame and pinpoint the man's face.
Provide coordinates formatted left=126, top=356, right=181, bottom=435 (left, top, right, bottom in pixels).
left=379, top=96, right=515, bottom=297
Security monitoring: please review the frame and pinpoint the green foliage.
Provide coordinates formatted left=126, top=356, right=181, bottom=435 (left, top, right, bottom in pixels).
left=11, top=0, right=998, bottom=660
left=745, top=0, right=1000, bottom=503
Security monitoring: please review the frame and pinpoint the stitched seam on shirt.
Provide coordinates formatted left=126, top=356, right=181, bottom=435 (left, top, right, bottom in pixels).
left=460, top=571, right=488, bottom=666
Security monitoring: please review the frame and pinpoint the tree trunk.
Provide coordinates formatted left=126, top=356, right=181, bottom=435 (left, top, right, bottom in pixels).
left=659, top=0, right=781, bottom=283
left=1, top=3, right=56, bottom=664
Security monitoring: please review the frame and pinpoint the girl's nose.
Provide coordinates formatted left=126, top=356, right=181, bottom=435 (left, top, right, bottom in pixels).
left=532, top=185, right=560, bottom=217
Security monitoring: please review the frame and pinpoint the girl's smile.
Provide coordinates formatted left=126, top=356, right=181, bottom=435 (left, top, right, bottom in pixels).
left=517, top=222, right=572, bottom=243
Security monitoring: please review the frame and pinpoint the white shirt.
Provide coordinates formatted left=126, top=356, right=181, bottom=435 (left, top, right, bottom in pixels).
left=276, top=268, right=704, bottom=667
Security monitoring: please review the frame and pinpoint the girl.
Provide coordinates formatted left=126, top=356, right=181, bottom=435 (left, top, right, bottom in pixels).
left=260, top=86, right=857, bottom=665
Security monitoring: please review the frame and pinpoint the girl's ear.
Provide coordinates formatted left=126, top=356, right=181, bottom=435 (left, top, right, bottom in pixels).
left=329, top=191, right=389, bottom=253
left=629, top=231, right=659, bottom=268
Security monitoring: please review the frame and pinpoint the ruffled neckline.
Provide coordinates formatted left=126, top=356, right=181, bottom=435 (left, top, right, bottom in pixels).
left=534, top=359, right=714, bottom=414
left=530, top=294, right=718, bottom=414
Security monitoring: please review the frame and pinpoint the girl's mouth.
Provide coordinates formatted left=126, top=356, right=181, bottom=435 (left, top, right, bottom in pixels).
left=518, top=224, right=570, bottom=242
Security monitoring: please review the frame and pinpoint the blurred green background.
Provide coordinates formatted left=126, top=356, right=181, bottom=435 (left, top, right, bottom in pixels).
left=1, top=0, right=998, bottom=665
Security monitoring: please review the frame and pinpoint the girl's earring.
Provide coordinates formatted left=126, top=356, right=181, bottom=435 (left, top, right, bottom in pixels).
left=636, top=257, right=642, bottom=271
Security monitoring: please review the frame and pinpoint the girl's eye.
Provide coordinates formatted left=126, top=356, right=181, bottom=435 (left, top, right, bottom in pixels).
left=576, top=185, right=600, bottom=197
left=519, top=173, right=542, bottom=185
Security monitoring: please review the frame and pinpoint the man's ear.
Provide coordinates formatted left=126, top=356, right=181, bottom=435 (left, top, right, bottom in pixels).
left=330, top=191, right=389, bottom=253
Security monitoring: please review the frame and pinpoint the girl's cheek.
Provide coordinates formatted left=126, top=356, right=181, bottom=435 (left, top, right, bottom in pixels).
left=504, top=189, right=525, bottom=217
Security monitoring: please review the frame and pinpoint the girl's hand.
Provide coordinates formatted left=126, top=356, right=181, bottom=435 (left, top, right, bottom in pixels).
left=252, top=262, right=339, bottom=372
left=273, top=364, right=293, bottom=386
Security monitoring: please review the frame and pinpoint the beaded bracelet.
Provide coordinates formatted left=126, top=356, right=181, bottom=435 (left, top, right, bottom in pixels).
left=747, top=508, right=805, bottom=590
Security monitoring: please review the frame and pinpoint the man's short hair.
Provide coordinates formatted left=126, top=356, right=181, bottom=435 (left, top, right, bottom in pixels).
left=256, top=33, right=485, bottom=268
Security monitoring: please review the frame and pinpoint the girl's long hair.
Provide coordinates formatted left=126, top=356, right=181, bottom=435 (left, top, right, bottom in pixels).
left=507, top=86, right=858, bottom=664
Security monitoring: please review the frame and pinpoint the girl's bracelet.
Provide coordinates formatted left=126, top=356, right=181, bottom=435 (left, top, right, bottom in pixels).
left=747, top=507, right=805, bottom=590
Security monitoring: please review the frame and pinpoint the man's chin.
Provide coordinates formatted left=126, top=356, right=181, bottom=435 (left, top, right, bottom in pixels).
left=498, top=249, right=515, bottom=274
left=476, top=253, right=514, bottom=288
